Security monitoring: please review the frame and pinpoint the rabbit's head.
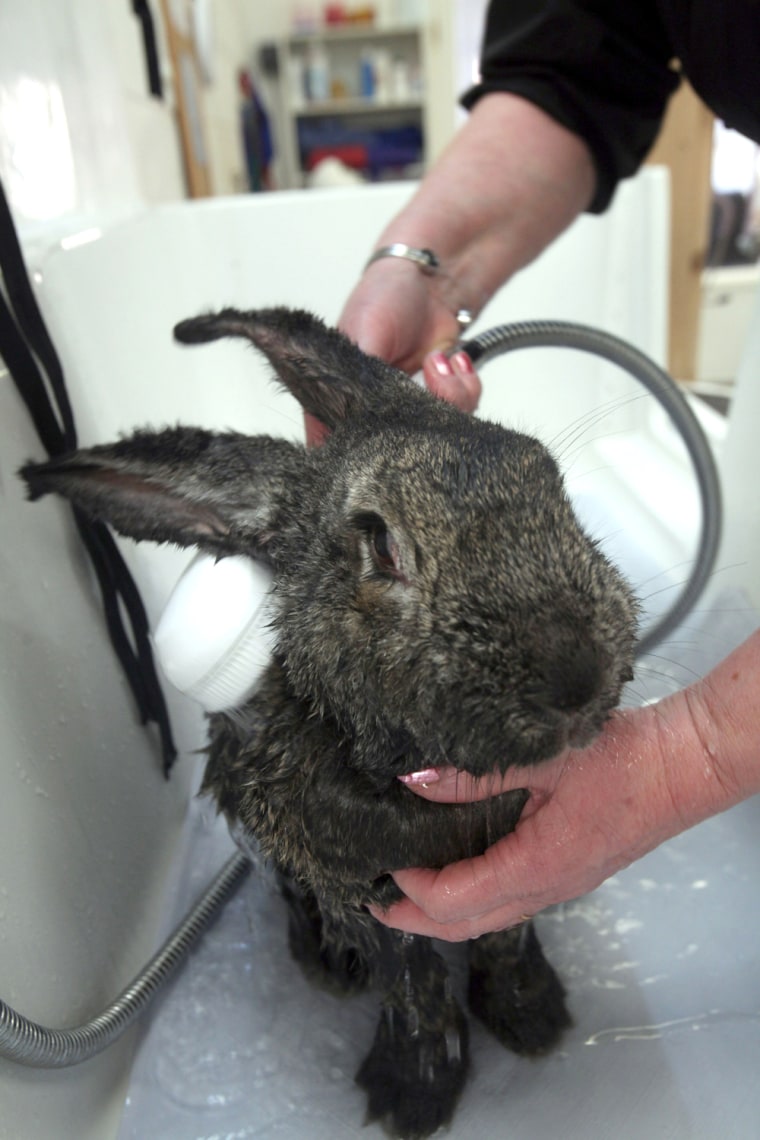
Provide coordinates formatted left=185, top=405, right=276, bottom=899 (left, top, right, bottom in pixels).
left=22, top=308, right=638, bottom=782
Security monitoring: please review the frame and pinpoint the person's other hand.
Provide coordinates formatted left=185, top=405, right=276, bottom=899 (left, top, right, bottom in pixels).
left=304, top=261, right=481, bottom=445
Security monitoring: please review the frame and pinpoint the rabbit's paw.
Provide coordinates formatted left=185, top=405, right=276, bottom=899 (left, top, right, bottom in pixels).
left=356, top=999, right=470, bottom=1139
left=281, top=880, right=370, bottom=996
left=468, top=923, right=571, bottom=1055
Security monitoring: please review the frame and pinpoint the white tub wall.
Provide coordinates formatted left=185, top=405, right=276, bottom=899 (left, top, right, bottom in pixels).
left=716, top=281, right=760, bottom=612
left=0, top=7, right=194, bottom=1132
left=24, top=170, right=674, bottom=639
left=31, top=169, right=669, bottom=442
left=22, top=169, right=673, bottom=643
left=0, top=172, right=674, bottom=1140
left=0, top=8, right=702, bottom=1140
left=0, top=366, right=203, bottom=1140
left=28, top=172, right=674, bottom=597
left=696, top=266, right=760, bottom=387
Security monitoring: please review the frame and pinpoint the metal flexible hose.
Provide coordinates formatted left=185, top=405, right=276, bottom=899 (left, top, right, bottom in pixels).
left=0, top=321, right=721, bottom=1068
left=461, top=320, right=722, bottom=657
left=0, top=852, right=250, bottom=1067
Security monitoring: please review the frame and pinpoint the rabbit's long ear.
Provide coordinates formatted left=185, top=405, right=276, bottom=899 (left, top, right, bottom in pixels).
left=173, top=307, right=425, bottom=429
left=20, top=427, right=305, bottom=556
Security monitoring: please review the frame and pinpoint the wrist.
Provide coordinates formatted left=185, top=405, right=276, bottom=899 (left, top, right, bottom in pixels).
left=648, top=630, right=760, bottom=834
left=367, top=92, right=595, bottom=321
left=362, top=245, right=478, bottom=334
left=681, top=630, right=760, bottom=813
left=365, top=215, right=492, bottom=327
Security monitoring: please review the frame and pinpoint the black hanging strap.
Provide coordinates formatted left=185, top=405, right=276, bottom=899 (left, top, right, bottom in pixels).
left=0, top=295, right=68, bottom=455
left=132, top=1, right=163, bottom=100
left=0, top=176, right=177, bottom=776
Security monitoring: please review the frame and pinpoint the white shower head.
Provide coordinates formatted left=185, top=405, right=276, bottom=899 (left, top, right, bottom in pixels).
left=153, top=553, right=276, bottom=712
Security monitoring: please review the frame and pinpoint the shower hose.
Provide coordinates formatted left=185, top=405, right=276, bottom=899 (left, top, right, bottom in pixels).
left=0, top=319, right=722, bottom=1068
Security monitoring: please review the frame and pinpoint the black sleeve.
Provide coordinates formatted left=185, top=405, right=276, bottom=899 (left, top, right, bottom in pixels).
left=462, top=0, right=681, bottom=212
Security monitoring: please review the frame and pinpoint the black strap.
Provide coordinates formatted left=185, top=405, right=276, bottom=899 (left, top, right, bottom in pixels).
left=0, top=176, right=177, bottom=776
left=132, top=0, right=163, bottom=99
left=0, top=185, right=76, bottom=450
left=0, top=294, right=68, bottom=455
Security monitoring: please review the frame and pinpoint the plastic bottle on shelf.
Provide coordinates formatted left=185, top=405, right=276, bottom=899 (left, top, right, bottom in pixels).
left=391, top=57, right=411, bottom=102
left=305, top=43, right=330, bottom=103
left=371, top=49, right=391, bottom=103
left=359, top=50, right=376, bottom=99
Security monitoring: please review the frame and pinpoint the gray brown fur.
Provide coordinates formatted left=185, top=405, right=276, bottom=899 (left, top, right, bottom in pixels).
left=21, top=308, right=638, bottom=1138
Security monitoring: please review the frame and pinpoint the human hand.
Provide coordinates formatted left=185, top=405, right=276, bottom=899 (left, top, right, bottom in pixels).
left=370, top=692, right=727, bottom=942
left=305, top=92, right=600, bottom=445
left=304, top=260, right=481, bottom=446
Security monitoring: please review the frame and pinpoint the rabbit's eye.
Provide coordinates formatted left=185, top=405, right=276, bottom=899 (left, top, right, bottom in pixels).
left=371, top=524, right=396, bottom=571
left=370, top=524, right=405, bottom=581
left=352, top=511, right=407, bottom=583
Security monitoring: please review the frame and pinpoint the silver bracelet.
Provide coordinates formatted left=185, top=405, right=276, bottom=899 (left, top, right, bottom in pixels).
left=363, top=244, right=475, bottom=331
left=364, top=243, right=440, bottom=274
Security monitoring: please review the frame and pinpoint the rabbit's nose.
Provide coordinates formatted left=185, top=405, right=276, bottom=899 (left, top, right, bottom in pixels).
left=538, top=640, right=604, bottom=713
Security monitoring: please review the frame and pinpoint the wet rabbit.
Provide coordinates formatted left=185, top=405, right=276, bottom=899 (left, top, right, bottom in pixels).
left=22, top=308, right=638, bottom=1139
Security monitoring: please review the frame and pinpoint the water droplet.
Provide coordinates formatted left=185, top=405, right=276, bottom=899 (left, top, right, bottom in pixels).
left=445, top=1025, right=462, bottom=1064
left=384, top=1005, right=395, bottom=1037
left=614, top=917, right=643, bottom=935
left=585, top=1009, right=760, bottom=1046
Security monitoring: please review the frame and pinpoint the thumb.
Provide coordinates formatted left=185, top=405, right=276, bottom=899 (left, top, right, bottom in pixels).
left=422, top=349, right=482, bottom=413
left=375, top=815, right=554, bottom=939
left=399, top=759, right=562, bottom=809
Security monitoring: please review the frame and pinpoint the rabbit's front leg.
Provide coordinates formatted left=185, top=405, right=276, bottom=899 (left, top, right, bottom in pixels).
left=356, top=927, right=469, bottom=1140
left=468, top=922, right=571, bottom=1054
left=277, top=874, right=371, bottom=995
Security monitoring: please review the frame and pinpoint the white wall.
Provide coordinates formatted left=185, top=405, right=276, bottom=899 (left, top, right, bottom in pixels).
left=194, top=1, right=257, bottom=195
left=0, top=0, right=278, bottom=227
left=0, top=0, right=470, bottom=225
left=0, top=0, right=186, bottom=233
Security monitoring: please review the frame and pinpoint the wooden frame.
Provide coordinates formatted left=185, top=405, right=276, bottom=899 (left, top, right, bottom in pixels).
left=159, top=0, right=212, bottom=198
left=646, top=81, right=714, bottom=381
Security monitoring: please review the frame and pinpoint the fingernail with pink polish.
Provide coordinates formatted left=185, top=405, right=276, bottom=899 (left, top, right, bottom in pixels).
left=450, top=350, right=475, bottom=374
left=398, top=768, right=441, bottom=786
left=428, top=352, right=453, bottom=376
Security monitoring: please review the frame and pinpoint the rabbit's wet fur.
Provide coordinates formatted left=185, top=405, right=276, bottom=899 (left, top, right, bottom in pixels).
left=22, top=308, right=638, bottom=1138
